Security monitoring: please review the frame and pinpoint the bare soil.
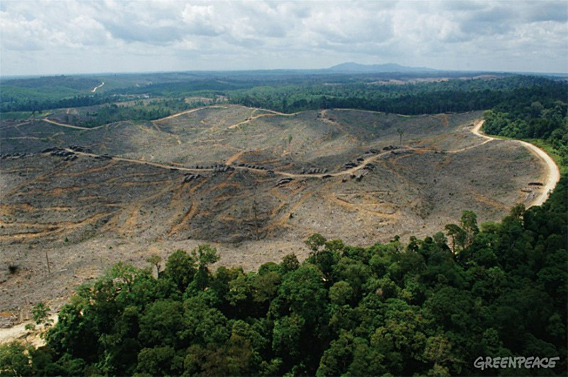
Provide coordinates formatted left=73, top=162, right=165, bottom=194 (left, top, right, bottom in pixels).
left=0, top=106, right=556, bottom=330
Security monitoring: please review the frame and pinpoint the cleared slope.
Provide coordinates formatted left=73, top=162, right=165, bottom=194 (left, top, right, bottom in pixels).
left=0, top=106, right=553, bottom=313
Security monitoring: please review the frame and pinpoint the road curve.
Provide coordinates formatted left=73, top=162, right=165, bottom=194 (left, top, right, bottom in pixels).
left=91, top=82, right=105, bottom=93
left=471, top=120, right=560, bottom=208
left=517, top=140, right=561, bottom=207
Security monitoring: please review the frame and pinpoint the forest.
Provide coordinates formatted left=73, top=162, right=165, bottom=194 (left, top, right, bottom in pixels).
left=228, top=75, right=567, bottom=115
left=1, top=73, right=567, bottom=376
left=483, top=86, right=568, bottom=167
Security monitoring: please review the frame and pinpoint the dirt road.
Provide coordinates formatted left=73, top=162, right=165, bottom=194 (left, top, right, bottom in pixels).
left=471, top=119, right=490, bottom=139
left=43, top=118, right=104, bottom=130
left=44, top=112, right=559, bottom=207
left=91, top=82, right=105, bottom=93
left=42, top=106, right=229, bottom=131
left=154, top=105, right=228, bottom=122
left=517, top=140, right=561, bottom=206
left=228, top=108, right=296, bottom=129
left=56, top=116, right=558, bottom=203
left=471, top=120, right=560, bottom=207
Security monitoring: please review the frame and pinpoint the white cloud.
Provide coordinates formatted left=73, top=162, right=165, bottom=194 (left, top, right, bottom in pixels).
left=1, top=12, right=45, bottom=51
left=182, top=4, right=225, bottom=36
left=0, top=0, right=566, bottom=75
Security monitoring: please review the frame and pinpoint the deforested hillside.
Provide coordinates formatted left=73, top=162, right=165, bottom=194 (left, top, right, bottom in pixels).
left=0, top=105, right=552, bottom=313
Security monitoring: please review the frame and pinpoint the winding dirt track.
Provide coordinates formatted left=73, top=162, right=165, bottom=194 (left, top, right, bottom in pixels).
left=41, top=109, right=560, bottom=207
left=471, top=120, right=560, bottom=207
left=91, top=82, right=105, bottom=93
left=153, top=105, right=228, bottom=122
left=42, top=110, right=560, bottom=206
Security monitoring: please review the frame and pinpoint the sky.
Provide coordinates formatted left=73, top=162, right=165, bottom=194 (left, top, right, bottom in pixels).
left=1, top=0, right=567, bottom=76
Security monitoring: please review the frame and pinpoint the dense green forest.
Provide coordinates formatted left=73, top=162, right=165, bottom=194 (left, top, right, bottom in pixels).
left=229, top=75, right=567, bottom=115
left=1, top=73, right=566, bottom=376
left=483, top=85, right=568, bottom=168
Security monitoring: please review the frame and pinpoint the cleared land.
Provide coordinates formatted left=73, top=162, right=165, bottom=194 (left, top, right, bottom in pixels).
left=0, top=105, right=556, bottom=326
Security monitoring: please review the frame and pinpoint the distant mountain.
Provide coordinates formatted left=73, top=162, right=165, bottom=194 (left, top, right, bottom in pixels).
left=327, top=62, right=437, bottom=73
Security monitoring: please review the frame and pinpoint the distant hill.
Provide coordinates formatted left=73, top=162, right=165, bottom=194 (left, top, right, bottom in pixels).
left=327, top=62, right=438, bottom=73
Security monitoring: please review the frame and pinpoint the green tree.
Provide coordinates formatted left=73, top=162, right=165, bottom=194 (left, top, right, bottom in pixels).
left=164, top=249, right=197, bottom=292
left=317, top=330, right=355, bottom=376
left=136, top=346, right=180, bottom=376
left=423, top=335, right=456, bottom=375
left=145, top=254, right=162, bottom=277
left=0, top=342, right=34, bottom=377
left=280, top=253, right=300, bottom=274
left=192, top=244, right=220, bottom=290
left=444, top=224, right=466, bottom=255
left=272, top=314, right=305, bottom=362
left=273, top=264, right=328, bottom=325
left=139, top=299, right=184, bottom=347
left=252, top=271, right=281, bottom=304
left=460, top=210, right=479, bottom=248
left=369, top=299, right=428, bottom=374
left=329, top=281, right=354, bottom=306
left=25, top=302, right=54, bottom=338
left=306, top=233, right=327, bottom=253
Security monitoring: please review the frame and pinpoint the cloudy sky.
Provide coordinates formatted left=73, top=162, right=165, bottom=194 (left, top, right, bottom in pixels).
left=1, top=0, right=567, bottom=76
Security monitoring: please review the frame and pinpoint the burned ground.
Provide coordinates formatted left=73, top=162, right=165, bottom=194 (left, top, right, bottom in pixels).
left=0, top=106, right=547, bottom=315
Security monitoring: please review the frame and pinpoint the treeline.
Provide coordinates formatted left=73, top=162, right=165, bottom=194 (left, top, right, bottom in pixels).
left=232, top=88, right=501, bottom=114
left=0, top=75, right=108, bottom=112
left=1, top=74, right=250, bottom=113
left=229, top=76, right=568, bottom=115
left=0, top=94, right=114, bottom=113
left=0, top=75, right=101, bottom=90
left=106, top=79, right=254, bottom=97
left=1, top=175, right=566, bottom=376
left=70, top=99, right=195, bottom=128
left=483, top=83, right=567, bottom=165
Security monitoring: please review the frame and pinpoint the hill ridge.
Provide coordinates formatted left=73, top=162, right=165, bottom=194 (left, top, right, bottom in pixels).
left=327, top=62, right=438, bottom=73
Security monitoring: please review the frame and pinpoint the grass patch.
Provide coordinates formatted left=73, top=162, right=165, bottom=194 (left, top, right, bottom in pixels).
left=525, top=138, right=567, bottom=175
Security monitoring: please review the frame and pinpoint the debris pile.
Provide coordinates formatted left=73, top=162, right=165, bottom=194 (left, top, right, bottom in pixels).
left=0, top=153, right=31, bottom=160
left=275, top=177, right=294, bottom=187
left=301, top=167, right=328, bottom=174
left=182, top=173, right=201, bottom=183
left=236, top=162, right=267, bottom=170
